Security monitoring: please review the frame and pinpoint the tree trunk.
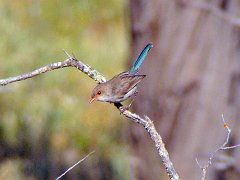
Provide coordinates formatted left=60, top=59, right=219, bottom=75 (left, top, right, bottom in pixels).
left=128, top=0, right=240, bottom=179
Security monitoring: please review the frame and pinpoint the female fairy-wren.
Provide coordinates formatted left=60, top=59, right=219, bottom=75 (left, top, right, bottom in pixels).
left=90, top=43, right=153, bottom=103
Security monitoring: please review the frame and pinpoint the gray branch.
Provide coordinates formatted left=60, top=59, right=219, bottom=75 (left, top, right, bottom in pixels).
left=196, top=114, right=240, bottom=180
left=0, top=56, right=180, bottom=180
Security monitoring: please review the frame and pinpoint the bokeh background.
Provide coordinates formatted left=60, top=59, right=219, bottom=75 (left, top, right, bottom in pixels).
left=0, top=0, right=131, bottom=179
left=1, top=0, right=240, bottom=180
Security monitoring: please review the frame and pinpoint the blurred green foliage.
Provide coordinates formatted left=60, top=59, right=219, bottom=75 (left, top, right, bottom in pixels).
left=0, top=0, right=131, bottom=179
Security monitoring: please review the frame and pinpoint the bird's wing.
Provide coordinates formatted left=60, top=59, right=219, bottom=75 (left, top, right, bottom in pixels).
left=111, top=72, right=145, bottom=95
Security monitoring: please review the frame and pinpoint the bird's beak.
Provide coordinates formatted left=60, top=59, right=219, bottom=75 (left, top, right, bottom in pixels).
left=89, top=97, right=96, bottom=104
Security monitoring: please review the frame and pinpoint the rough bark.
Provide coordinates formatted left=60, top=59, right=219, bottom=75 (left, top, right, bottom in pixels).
left=128, top=0, right=240, bottom=179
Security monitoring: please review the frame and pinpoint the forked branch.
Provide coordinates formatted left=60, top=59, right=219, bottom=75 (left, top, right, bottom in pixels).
left=196, top=115, right=240, bottom=180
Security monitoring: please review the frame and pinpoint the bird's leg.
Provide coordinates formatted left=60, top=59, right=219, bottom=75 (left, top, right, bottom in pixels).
left=114, top=102, right=123, bottom=109
left=114, top=102, right=126, bottom=114
left=115, top=102, right=131, bottom=114
left=119, top=91, right=138, bottom=113
left=127, top=90, right=139, bottom=109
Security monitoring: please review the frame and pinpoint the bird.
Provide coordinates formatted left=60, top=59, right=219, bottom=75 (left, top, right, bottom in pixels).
left=90, top=43, right=153, bottom=104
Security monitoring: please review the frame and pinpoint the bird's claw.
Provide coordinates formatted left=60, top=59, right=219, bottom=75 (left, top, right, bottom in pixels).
left=119, top=106, right=126, bottom=114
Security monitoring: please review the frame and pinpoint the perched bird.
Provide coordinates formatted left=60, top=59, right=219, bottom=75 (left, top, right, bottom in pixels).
left=90, top=43, right=153, bottom=104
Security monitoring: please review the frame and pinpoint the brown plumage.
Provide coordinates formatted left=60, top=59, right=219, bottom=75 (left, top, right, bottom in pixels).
left=90, top=72, right=145, bottom=103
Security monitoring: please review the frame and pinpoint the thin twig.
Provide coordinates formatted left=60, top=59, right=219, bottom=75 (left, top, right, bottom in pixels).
left=196, top=114, right=240, bottom=180
left=0, top=54, right=180, bottom=180
left=56, top=151, right=95, bottom=180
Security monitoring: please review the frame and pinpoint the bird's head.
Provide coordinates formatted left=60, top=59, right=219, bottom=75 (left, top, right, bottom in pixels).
left=90, top=84, right=109, bottom=103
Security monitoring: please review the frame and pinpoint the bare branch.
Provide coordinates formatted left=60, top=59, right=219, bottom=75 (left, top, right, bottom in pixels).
left=56, top=151, right=95, bottom=180
left=196, top=114, right=240, bottom=180
left=176, top=0, right=240, bottom=27
left=0, top=54, right=180, bottom=180
left=115, top=104, right=180, bottom=179
left=221, top=144, right=240, bottom=150
left=0, top=57, right=106, bottom=86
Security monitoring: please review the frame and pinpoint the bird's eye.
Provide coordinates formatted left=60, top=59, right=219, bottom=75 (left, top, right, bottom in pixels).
left=97, top=90, right=101, bottom=95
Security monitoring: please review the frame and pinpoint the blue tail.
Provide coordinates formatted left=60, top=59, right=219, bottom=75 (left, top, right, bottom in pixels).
left=130, top=43, right=153, bottom=74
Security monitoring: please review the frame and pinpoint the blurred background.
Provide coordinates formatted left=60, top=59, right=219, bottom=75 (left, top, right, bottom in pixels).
left=1, top=0, right=240, bottom=180
left=0, top=0, right=130, bottom=179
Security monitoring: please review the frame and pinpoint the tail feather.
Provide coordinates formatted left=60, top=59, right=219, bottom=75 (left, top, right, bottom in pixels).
left=130, top=43, right=153, bottom=74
